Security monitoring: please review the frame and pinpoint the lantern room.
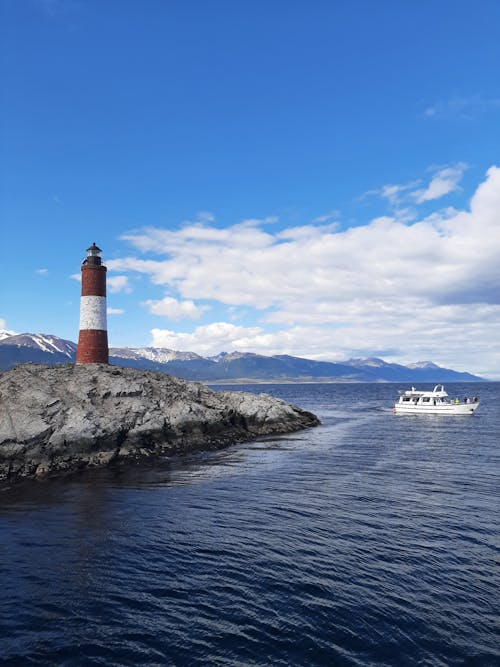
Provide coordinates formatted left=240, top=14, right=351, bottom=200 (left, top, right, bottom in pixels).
left=84, top=242, right=103, bottom=266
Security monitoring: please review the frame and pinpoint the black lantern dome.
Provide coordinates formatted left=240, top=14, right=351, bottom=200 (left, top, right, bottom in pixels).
left=83, top=242, right=102, bottom=266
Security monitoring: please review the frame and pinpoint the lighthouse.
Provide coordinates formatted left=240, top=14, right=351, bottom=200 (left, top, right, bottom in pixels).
left=76, top=243, right=109, bottom=364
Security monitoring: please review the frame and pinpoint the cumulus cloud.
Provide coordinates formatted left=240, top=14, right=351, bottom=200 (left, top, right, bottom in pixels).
left=112, top=166, right=500, bottom=376
left=117, top=216, right=278, bottom=257
left=107, top=308, right=124, bottom=315
left=151, top=322, right=264, bottom=355
left=0, top=319, right=17, bottom=339
left=69, top=272, right=131, bottom=294
left=149, top=305, right=500, bottom=375
left=144, top=296, right=210, bottom=320
left=107, top=275, right=132, bottom=293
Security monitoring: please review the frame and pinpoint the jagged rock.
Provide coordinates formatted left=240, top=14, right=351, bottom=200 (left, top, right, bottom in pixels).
left=0, top=364, right=320, bottom=483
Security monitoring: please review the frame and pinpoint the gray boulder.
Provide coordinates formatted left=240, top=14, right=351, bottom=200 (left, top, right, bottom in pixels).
left=0, top=364, right=319, bottom=482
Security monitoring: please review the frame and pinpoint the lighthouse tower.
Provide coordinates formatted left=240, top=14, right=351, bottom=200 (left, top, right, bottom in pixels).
left=76, top=243, right=109, bottom=364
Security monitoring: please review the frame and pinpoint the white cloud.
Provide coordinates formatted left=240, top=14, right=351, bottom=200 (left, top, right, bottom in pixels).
left=70, top=273, right=131, bottom=293
left=366, top=163, right=466, bottom=209
left=151, top=322, right=264, bottom=355
left=35, top=268, right=49, bottom=275
left=107, top=275, right=132, bottom=293
left=277, top=222, right=338, bottom=240
left=377, top=181, right=420, bottom=206
left=0, top=319, right=17, bottom=339
left=412, top=164, right=466, bottom=203
left=107, top=308, right=124, bottom=315
left=149, top=308, right=500, bottom=376
left=312, top=210, right=340, bottom=224
left=423, top=95, right=500, bottom=119
left=113, top=166, right=500, bottom=377
left=117, top=216, right=278, bottom=258
left=144, top=296, right=210, bottom=320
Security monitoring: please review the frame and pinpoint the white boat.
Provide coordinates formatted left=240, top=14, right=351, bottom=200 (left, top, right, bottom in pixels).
left=393, top=385, right=479, bottom=415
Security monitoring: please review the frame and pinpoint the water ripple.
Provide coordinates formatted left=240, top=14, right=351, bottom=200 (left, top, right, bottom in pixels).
left=1, top=382, right=499, bottom=666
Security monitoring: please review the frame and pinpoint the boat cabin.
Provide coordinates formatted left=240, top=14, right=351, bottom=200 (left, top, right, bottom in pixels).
left=398, top=384, right=449, bottom=405
left=399, top=394, right=446, bottom=405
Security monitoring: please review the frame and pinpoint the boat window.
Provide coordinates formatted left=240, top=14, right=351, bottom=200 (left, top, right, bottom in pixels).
left=422, top=397, right=430, bottom=402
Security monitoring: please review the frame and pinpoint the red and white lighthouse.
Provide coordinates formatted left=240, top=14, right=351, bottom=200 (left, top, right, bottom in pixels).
left=76, top=243, right=109, bottom=364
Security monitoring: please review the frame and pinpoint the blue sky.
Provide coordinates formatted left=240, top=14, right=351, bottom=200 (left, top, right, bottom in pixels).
left=1, top=0, right=500, bottom=377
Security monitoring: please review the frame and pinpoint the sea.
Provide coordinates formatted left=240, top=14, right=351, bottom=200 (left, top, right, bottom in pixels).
left=0, top=382, right=499, bottom=667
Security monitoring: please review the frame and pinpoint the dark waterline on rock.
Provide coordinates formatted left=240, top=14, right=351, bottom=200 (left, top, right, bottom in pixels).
left=1, top=382, right=499, bottom=666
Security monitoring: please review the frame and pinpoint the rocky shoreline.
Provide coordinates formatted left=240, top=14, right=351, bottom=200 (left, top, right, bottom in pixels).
left=0, top=364, right=320, bottom=484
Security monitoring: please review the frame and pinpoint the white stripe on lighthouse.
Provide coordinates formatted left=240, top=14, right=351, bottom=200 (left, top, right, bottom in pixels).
left=79, top=296, right=107, bottom=330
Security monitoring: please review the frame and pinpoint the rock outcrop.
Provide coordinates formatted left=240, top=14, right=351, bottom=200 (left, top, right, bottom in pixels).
left=0, top=364, right=319, bottom=483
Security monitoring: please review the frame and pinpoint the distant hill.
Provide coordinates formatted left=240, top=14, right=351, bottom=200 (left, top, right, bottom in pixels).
left=0, top=331, right=484, bottom=382
left=0, top=333, right=77, bottom=369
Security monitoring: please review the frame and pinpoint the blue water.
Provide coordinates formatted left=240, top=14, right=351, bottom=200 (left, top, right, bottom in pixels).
left=1, top=382, right=499, bottom=666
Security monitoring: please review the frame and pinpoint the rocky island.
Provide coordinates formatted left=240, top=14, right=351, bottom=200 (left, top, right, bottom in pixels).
left=0, top=364, right=319, bottom=483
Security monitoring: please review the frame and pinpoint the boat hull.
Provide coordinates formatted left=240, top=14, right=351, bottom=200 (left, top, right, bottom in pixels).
left=394, top=403, right=479, bottom=415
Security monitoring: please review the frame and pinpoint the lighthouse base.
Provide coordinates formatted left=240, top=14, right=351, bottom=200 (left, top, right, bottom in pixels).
left=76, top=330, right=109, bottom=364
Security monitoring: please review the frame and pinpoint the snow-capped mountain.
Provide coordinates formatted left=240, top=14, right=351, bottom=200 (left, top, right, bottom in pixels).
left=110, top=347, right=204, bottom=363
left=211, top=351, right=261, bottom=362
left=13, top=333, right=76, bottom=357
left=0, top=332, right=484, bottom=381
left=407, top=361, right=441, bottom=370
left=0, top=329, right=17, bottom=341
left=0, top=333, right=76, bottom=369
left=342, top=357, right=392, bottom=368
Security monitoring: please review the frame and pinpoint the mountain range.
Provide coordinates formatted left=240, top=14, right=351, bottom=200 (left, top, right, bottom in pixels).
left=0, top=331, right=483, bottom=383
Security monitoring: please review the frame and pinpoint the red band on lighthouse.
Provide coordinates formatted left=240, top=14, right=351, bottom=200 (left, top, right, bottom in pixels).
left=76, top=243, right=109, bottom=364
